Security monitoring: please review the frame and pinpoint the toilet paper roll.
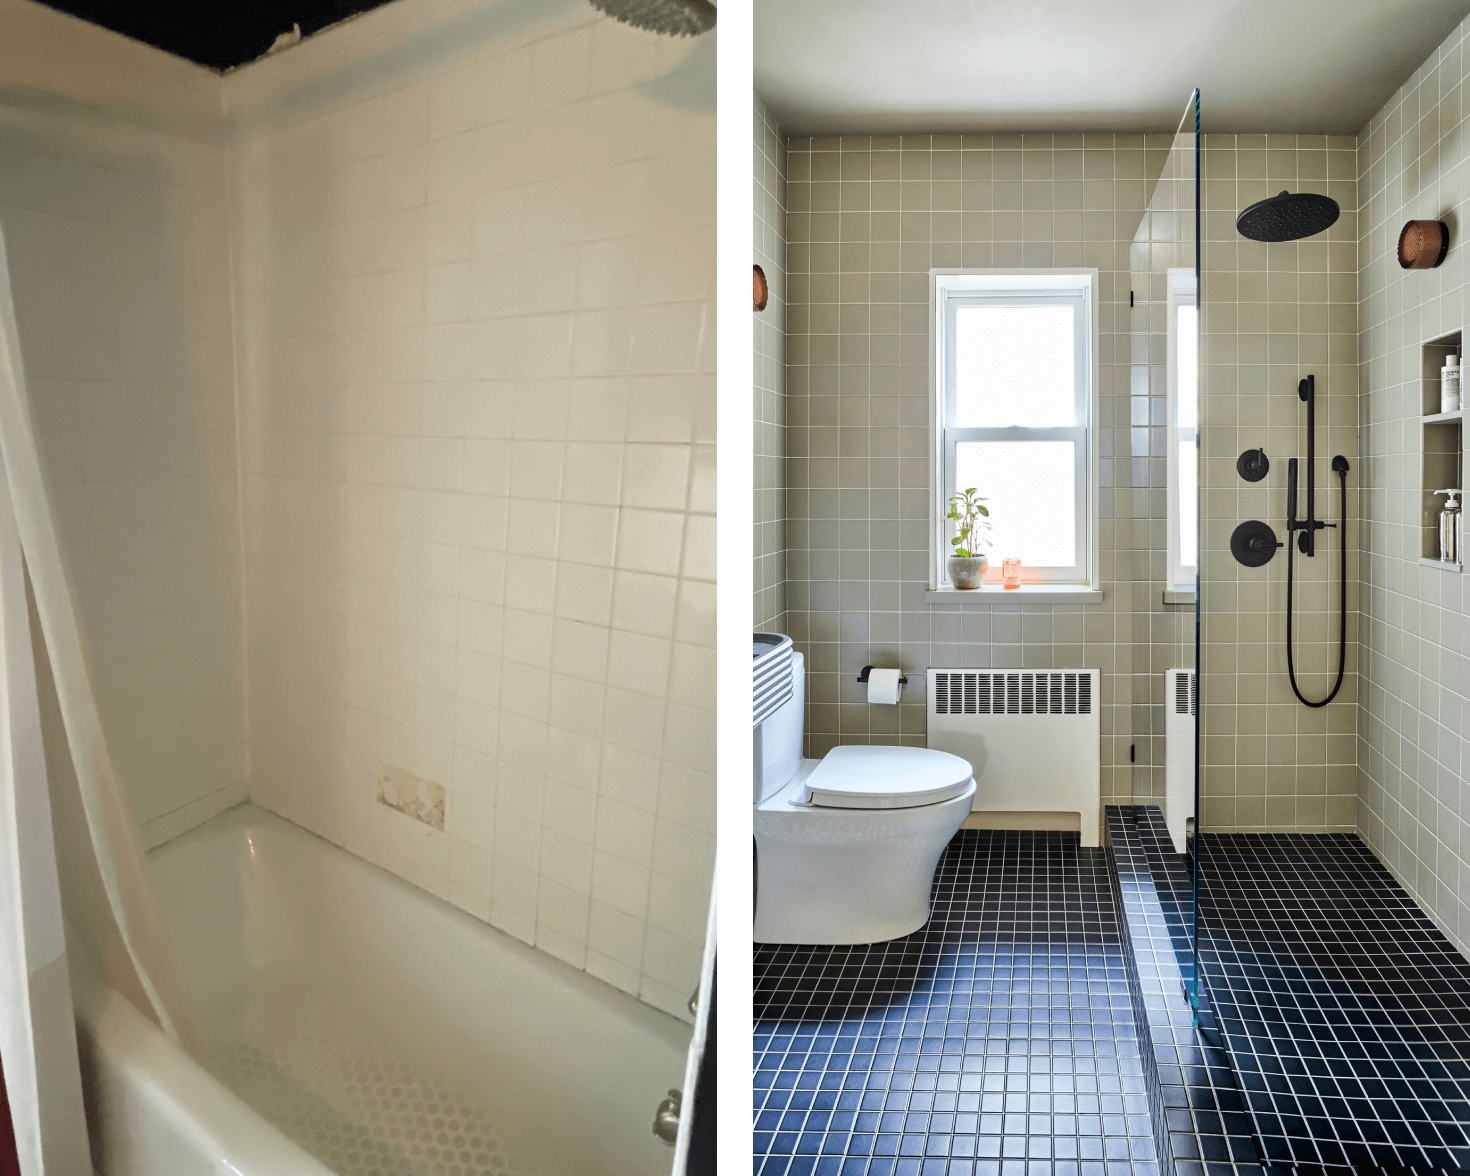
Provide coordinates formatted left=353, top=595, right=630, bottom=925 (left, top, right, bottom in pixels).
left=866, top=667, right=904, bottom=705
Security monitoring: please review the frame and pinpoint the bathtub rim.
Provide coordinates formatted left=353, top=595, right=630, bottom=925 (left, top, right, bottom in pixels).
left=72, top=972, right=334, bottom=1176
left=148, top=800, right=694, bottom=1046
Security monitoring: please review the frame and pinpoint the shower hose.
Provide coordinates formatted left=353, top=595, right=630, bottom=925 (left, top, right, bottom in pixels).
left=1285, top=463, right=1348, bottom=708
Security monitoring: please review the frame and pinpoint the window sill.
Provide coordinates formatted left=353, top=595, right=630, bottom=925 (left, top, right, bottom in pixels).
left=1163, top=589, right=1196, bottom=605
left=926, top=585, right=1104, bottom=605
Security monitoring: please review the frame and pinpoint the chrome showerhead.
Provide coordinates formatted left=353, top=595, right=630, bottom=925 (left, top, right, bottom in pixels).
left=1236, top=190, right=1340, bottom=242
left=589, top=0, right=716, bottom=36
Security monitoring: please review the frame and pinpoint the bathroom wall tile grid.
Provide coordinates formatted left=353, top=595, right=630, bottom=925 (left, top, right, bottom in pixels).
left=1356, top=9, right=1470, bottom=957
left=1105, top=805, right=1267, bottom=1176
left=0, top=67, right=247, bottom=848
left=1196, top=133, right=1360, bottom=836
left=1196, top=829, right=1470, bottom=1172
left=1128, top=127, right=1196, bottom=807
left=781, top=130, right=1191, bottom=812
left=776, top=128, right=1357, bottom=832
left=756, top=94, right=789, bottom=632
left=753, top=829, right=1158, bottom=1176
left=225, top=2, right=715, bottom=1019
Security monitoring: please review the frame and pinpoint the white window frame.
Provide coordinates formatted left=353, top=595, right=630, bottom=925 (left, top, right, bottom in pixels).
left=927, top=270, right=1101, bottom=601
left=1166, top=268, right=1198, bottom=594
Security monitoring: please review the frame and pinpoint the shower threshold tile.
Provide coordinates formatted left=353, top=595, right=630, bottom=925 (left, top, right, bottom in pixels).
left=1107, top=805, right=1267, bottom=1176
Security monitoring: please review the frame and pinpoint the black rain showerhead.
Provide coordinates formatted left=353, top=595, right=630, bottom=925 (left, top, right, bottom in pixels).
left=1236, top=190, right=1340, bottom=242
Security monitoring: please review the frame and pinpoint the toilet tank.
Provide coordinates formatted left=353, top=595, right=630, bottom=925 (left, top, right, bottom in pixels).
left=755, top=651, right=805, bottom=803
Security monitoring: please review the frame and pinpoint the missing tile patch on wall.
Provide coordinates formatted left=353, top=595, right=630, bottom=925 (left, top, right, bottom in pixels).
left=377, top=768, right=446, bottom=832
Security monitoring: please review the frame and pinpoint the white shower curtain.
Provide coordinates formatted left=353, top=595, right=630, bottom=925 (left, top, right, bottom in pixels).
left=0, top=220, right=207, bottom=1131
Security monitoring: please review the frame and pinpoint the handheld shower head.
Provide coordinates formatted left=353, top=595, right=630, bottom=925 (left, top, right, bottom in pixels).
left=588, top=0, right=715, bottom=35
left=1236, top=190, right=1340, bottom=242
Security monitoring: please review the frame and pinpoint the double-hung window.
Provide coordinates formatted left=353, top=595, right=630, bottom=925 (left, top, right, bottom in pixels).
left=1166, top=269, right=1198, bottom=593
left=930, top=271, right=1098, bottom=594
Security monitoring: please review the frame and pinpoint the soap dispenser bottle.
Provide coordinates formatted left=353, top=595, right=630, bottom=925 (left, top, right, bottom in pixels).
left=1437, top=488, right=1462, bottom=563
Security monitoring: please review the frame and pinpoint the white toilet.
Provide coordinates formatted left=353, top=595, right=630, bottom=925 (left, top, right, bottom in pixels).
left=753, top=651, right=976, bottom=945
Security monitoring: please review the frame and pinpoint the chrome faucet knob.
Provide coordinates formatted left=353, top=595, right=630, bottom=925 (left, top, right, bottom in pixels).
left=653, top=1089, right=682, bottom=1145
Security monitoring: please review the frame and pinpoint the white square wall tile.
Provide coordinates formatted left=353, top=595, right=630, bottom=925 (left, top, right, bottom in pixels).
left=668, top=641, right=716, bottom=705
left=610, top=570, right=680, bottom=638
left=562, top=441, right=625, bottom=504
left=680, top=513, right=715, bottom=581
left=621, top=443, right=691, bottom=512
left=615, top=509, right=684, bottom=576
left=588, top=898, right=645, bottom=968
left=601, top=688, right=667, bottom=759
left=639, top=925, right=703, bottom=993
left=597, top=742, right=661, bottom=810
left=450, top=793, right=494, bottom=848
left=501, top=608, right=554, bottom=666
left=547, top=674, right=606, bottom=738
left=556, top=503, right=619, bottom=567
left=594, top=796, right=657, bottom=863
left=502, top=556, right=558, bottom=614
left=585, top=949, right=640, bottom=996
left=93, top=0, right=723, bottom=1027
left=605, top=629, right=673, bottom=698
left=554, top=564, right=615, bottom=626
left=646, top=869, right=710, bottom=943
left=542, top=779, right=598, bottom=843
left=550, top=619, right=610, bottom=681
left=535, top=927, right=587, bottom=969
left=591, top=850, right=650, bottom=918
left=543, top=709, right=601, bottom=769
left=536, top=878, right=590, bottom=943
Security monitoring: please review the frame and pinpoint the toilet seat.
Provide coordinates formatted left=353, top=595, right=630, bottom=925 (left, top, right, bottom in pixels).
left=800, top=745, right=974, bottom=810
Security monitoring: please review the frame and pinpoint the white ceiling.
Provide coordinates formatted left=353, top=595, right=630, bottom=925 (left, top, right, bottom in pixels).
left=754, top=0, right=1470, bottom=135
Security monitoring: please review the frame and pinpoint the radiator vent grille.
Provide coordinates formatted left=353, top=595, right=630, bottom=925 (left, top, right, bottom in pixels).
left=932, top=671, right=1092, bottom=716
left=1172, top=670, right=1197, bottom=716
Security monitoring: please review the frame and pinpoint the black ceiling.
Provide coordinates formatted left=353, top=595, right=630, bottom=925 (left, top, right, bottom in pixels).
left=36, top=0, right=399, bottom=71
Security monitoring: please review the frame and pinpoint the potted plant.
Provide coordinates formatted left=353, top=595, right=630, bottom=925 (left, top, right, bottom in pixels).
left=946, top=487, right=992, bottom=589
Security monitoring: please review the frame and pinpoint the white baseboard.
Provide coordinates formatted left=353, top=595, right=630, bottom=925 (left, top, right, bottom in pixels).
left=962, top=810, right=1081, bottom=832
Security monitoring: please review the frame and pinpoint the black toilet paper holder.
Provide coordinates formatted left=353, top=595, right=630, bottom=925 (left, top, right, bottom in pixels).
left=857, top=665, right=908, bottom=685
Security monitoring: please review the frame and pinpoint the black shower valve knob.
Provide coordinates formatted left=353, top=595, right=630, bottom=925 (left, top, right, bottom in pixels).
left=1237, top=448, right=1269, bottom=482
left=1230, top=520, right=1283, bottom=568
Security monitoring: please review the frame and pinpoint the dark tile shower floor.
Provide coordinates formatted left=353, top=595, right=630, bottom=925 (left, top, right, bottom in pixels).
left=1197, top=833, right=1470, bottom=1173
left=753, top=830, right=1159, bottom=1176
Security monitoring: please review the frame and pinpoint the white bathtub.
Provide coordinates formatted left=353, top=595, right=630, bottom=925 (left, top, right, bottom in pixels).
left=76, top=803, right=691, bottom=1176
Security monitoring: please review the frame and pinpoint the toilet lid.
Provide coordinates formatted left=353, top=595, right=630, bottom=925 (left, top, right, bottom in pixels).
left=800, top=745, right=974, bottom=810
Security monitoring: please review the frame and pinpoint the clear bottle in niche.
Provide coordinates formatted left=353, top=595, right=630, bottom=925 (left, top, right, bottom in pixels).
left=1437, top=488, right=1461, bottom=563
left=1442, top=353, right=1461, bottom=414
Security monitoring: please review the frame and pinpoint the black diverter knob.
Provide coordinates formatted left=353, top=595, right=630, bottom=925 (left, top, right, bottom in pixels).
left=1237, top=448, right=1269, bottom=482
left=1231, top=520, right=1283, bottom=568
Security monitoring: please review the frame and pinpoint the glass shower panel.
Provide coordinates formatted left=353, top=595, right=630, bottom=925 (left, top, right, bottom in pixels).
left=1129, top=89, right=1201, bottom=1015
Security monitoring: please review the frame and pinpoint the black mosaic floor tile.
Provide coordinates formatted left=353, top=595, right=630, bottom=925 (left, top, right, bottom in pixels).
left=753, top=830, right=1158, bottom=1176
left=1195, top=833, right=1470, bottom=1174
left=1109, top=805, right=1267, bottom=1176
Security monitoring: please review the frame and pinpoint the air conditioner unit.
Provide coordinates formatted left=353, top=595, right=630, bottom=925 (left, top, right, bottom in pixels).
left=927, top=669, right=1101, bottom=847
left=1164, top=668, right=1196, bottom=853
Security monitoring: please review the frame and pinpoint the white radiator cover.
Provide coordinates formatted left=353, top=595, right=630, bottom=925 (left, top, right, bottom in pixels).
left=927, top=669, right=1102, bottom=847
left=1164, top=668, right=1196, bottom=853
